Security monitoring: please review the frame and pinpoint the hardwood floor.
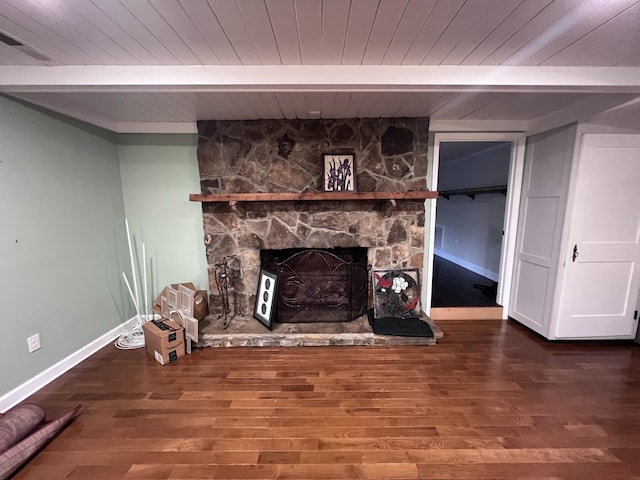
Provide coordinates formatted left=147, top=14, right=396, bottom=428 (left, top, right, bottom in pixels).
left=14, top=320, right=640, bottom=479
left=431, top=256, right=499, bottom=308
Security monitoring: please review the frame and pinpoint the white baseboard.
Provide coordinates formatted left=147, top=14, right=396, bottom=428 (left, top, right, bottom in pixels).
left=0, top=316, right=140, bottom=413
left=434, top=249, right=499, bottom=282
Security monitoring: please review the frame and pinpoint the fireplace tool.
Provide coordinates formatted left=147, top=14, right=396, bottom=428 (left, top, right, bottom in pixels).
left=214, top=255, right=242, bottom=329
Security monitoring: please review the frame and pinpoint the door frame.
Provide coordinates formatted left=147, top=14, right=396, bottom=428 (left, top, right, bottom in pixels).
left=424, top=132, right=526, bottom=319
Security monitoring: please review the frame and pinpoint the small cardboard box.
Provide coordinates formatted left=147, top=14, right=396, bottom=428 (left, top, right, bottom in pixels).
left=152, top=282, right=208, bottom=321
left=175, top=282, right=208, bottom=320
left=142, top=319, right=185, bottom=365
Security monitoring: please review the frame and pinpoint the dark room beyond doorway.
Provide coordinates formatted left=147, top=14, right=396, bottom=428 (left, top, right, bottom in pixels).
left=432, top=141, right=511, bottom=308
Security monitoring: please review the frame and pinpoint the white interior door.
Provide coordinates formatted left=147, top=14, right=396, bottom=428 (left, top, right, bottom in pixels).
left=554, top=134, right=640, bottom=339
left=510, top=125, right=576, bottom=336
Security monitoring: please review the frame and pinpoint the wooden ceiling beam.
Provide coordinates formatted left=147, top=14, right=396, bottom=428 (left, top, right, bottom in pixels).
left=2, top=65, right=640, bottom=94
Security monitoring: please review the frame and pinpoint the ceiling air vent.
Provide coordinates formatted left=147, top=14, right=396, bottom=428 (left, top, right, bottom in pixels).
left=0, top=31, right=22, bottom=47
left=0, top=30, right=52, bottom=62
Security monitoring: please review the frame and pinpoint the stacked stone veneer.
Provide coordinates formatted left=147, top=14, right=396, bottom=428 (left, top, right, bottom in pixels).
left=197, top=118, right=430, bottom=318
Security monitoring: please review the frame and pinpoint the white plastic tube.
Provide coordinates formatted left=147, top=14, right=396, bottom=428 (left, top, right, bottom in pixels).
left=125, top=219, right=140, bottom=311
left=142, top=242, right=149, bottom=321
left=122, top=272, right=141, bottom=319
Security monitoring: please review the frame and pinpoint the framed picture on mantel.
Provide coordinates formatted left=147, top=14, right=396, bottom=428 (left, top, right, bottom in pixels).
left=323, top=153, right=356, bottom=192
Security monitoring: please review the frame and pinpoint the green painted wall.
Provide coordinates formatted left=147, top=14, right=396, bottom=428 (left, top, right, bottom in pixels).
left=0, top=96, right=131, bottom=397
left=117, top=134, right=208, bottom=302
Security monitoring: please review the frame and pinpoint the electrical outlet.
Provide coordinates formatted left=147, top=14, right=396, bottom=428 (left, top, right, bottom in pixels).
left=27, top=334, right=41, bottom=353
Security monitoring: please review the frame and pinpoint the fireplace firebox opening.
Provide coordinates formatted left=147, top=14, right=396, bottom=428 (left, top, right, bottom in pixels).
left=260, top=247, right=368, bottom=324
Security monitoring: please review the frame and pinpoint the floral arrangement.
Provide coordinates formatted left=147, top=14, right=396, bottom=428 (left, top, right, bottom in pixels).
left=372, top=269, right=421, bottom=319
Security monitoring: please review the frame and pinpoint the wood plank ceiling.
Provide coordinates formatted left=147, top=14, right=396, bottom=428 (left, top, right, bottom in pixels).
left=0, top=0, right=639, bottom=133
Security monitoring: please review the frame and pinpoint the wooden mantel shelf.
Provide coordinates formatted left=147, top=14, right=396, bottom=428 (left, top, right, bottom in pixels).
left=190, top=191, right=438, bottom=203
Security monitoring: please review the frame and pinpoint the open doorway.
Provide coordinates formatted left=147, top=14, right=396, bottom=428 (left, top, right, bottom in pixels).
left=433, top=141, right=510, bottom=309
left=424, top=133, right=525, bottom=320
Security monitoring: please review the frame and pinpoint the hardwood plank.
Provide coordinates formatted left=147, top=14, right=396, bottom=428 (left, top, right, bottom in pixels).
left=11, top=319, right=640, bottom=479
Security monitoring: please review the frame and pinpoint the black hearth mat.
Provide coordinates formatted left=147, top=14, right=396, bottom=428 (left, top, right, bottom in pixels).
left=367, top=309, right=434, bottom=337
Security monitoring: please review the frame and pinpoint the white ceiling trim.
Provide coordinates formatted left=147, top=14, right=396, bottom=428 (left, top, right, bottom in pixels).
left=112, top=122, right=197, bottom=134
left=4, top=92, right=197, bottom=134
left=2, top=65, right=640, bottom=93
left=597, top=96, right=640, bottom=116
left=525, top=93, right=640, bottom=136
left=8, top=90, right=531, bottom=134
left=429, top=120, right=528, bottom=133
left=113, top=119, right=531, bottom=135
left=12, top=110, right=528, bottom=135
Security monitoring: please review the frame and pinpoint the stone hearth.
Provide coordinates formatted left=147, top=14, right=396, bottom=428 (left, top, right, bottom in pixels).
left=197, top=314, right=443, bottom=347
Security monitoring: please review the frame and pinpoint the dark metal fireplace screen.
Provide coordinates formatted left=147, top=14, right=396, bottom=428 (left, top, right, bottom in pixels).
left=260, top=248, right=368, bottom=323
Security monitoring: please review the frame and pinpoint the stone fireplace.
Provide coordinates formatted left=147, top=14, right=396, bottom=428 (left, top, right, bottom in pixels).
left=196, top=117, right=429, bottom=325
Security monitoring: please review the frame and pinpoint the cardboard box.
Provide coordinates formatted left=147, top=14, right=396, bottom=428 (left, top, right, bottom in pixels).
left=142, top=319, right=185, bottom=365
left=152, top=282, right=208, bottom=321
left=177, top=282, right=208, bottom=320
